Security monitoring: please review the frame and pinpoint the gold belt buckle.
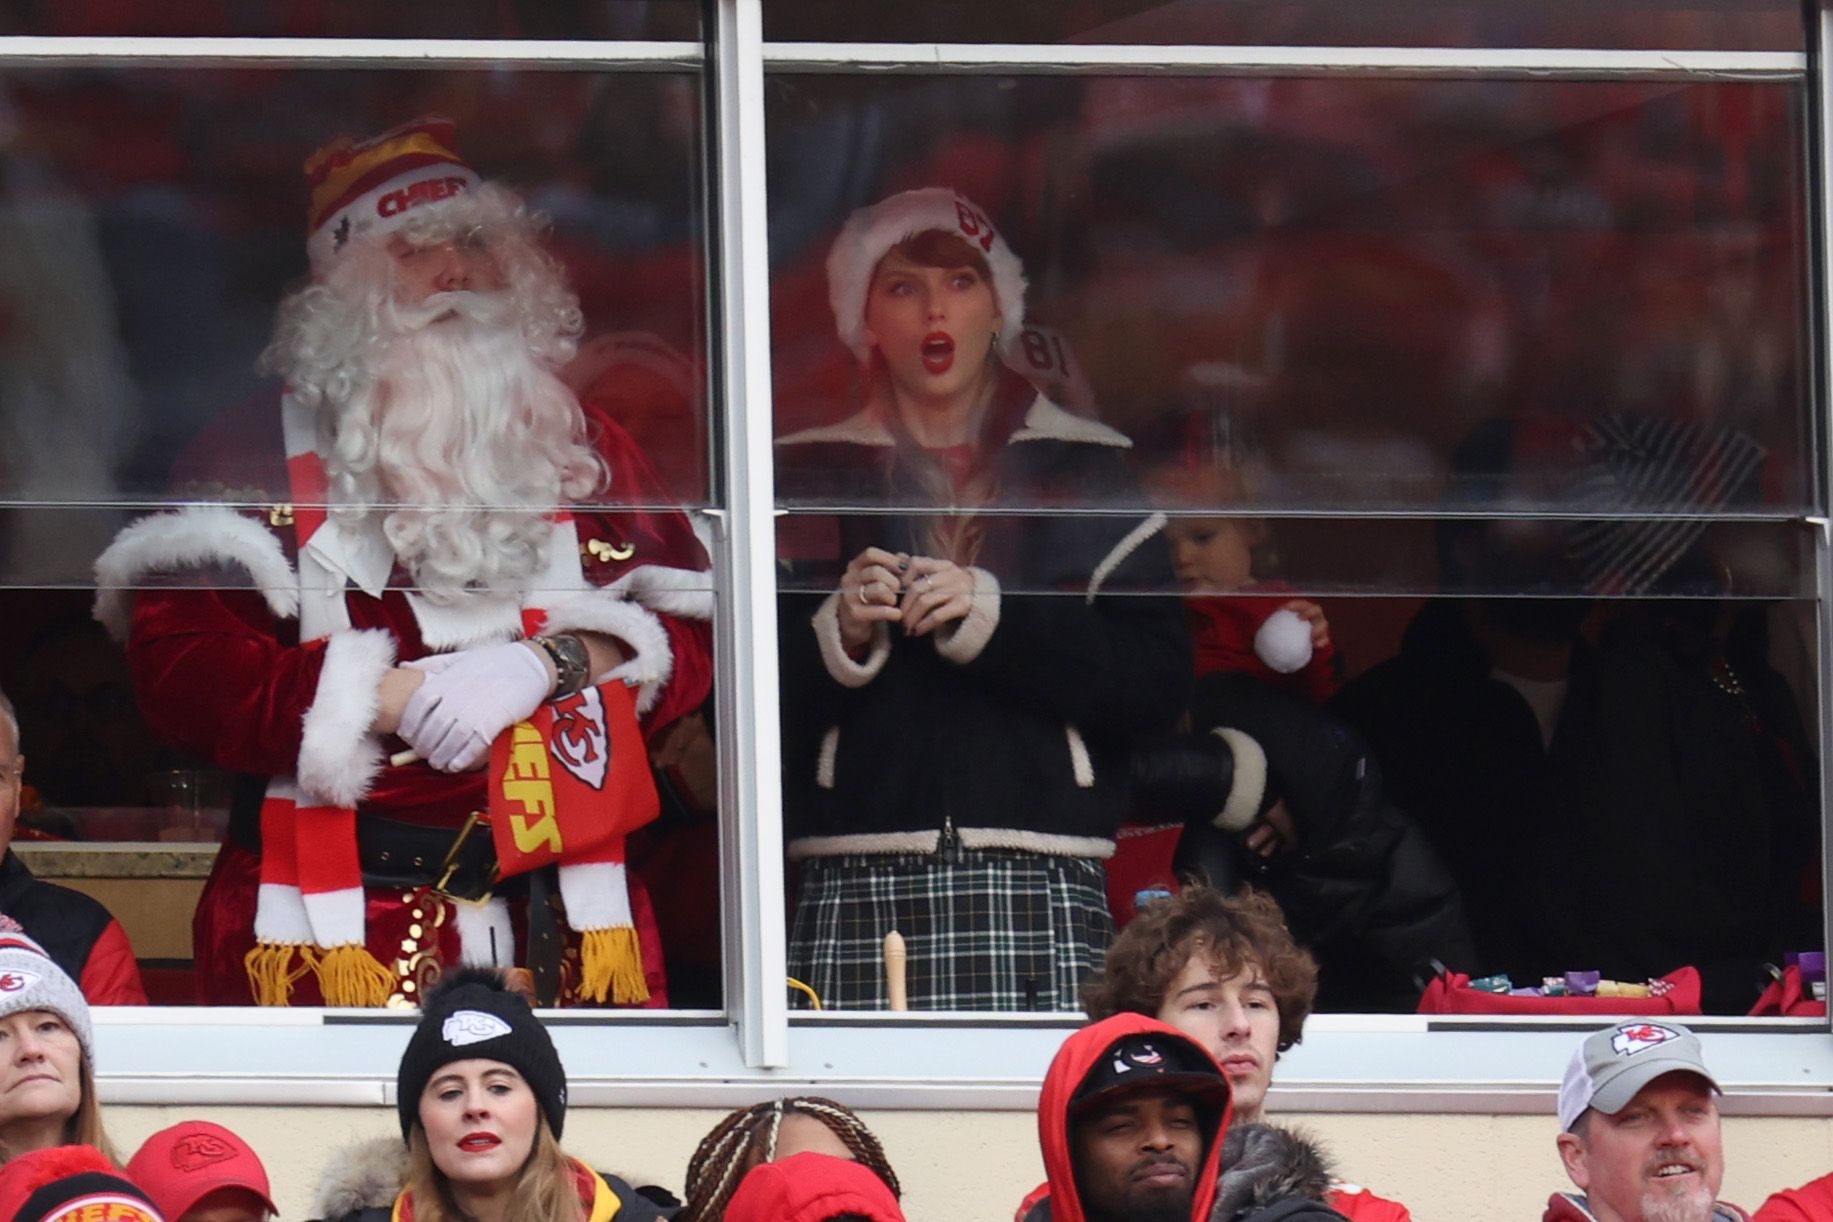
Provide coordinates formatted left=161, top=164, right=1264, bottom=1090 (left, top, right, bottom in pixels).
left=435, top=811, right=498, bottom=901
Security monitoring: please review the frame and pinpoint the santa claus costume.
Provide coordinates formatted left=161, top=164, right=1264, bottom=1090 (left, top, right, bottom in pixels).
left=94, top=117, right=712, bottom=1007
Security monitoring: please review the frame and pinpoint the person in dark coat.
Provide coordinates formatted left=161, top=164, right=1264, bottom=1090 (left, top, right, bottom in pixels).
left=1131, top=672, right=1477, bottom=1012
left=310, top=968, right=674, bottom=1222
left=1331, top=416, right=1818, bottom=1012
left=775, top=187, right=1190, bottom=1011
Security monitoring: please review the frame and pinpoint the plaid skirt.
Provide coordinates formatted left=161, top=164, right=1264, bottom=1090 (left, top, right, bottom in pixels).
left=787, top=849, right=1114, bottom=1012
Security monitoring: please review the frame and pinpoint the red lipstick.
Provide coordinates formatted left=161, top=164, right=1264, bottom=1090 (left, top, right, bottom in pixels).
left=921, top=331, right=956, bottom=374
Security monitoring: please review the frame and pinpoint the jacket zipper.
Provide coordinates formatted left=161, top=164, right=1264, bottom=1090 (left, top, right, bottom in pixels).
left=938, top=814, right=963, bottom=865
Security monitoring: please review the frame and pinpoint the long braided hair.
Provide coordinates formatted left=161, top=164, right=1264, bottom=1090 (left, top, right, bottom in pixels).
left=679, top=1096, right=901, bottom=1222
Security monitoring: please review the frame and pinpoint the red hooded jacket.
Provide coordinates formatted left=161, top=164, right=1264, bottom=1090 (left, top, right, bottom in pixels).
left=725, top=1152, right=906, bottom=1222
left=1025, top=1013, right=1233, bottom=1222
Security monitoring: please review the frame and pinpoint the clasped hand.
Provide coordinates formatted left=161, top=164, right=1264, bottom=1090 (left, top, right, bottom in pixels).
left=837, top=547, right=974, bottom=653
left=397, top=640, right=553, bottom=772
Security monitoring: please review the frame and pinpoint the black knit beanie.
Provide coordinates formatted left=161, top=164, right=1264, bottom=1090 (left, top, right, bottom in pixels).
left=396, top=967, right=567, bottom=1142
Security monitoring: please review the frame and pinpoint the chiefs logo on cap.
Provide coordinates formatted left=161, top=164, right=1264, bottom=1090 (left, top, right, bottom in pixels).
left=0, top=969, right=39, bottom=992
left=172, top=1132, right=237, bottom=1171
left=1612, top=1024, right=1681, bottom=1056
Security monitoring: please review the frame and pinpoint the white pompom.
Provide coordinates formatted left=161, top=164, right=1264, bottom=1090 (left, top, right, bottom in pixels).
left=1254, top=608, right=1314, bottom=674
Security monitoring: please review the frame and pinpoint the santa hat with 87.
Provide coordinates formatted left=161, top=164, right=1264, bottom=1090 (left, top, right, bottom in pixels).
left=826, top=187, right=1028, bottom=362
left=303, top=114, right=481, bottom=271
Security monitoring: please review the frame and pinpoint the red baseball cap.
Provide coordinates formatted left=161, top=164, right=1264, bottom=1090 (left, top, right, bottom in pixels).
left=125, top=1121, right=277, bottom=1221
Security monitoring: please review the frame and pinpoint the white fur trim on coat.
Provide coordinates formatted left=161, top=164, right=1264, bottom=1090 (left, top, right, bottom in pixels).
left=812, top=591, right=892, bottom=687
left=606, top=563, right=716, bottom=620
left=1009, top=397, right=1132, bottom=449
left=788, top=828, right=1114, bottom=861
left=1212, top=726, right=1268, bottom=832
left=932, top=566, right=1001, bottom=664
left=826, top=186, right=1027, bottom=362
left=454, top=897, right=515, bottom=969
left=1065, top=724, right=1095, bottom=788
left=311, top=1137, right=407, bottom=1220
left=296, top=628, right=395, bottom=809
left=93, top=506, right=300, bottom=641
left=539, top=590, right=674, bottom=716
left=816, top=726, right=840, bottom=790
left=1087, top=512, right=1167, bottom=603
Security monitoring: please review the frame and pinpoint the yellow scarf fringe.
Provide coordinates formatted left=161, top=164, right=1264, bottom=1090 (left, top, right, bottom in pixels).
left=578, top=926, right=648, bottom=1005
left=315, top=943, right=398, bottom=1007
left=245, top=943, right=319, bottom=1007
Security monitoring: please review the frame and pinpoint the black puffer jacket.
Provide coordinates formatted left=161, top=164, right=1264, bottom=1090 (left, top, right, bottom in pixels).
left=1137, top=674, right=1478, bottom=1011
left=776, top=391, right=1190, bottom=854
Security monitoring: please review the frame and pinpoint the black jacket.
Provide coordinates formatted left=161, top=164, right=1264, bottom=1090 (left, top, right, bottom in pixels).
left=1211, top=1124, right=1350, bottom=1222
left=1137, top=675, right=1478, bottom=1011
left=776, top=393, right=1190, bottom=854
left=0, top=850, right=133, bottom=998
left=309, top=1136, right=676, bottom=1222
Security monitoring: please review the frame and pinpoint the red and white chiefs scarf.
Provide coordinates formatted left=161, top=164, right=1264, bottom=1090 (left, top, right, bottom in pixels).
left=248, top=396, right=667, bottom=1007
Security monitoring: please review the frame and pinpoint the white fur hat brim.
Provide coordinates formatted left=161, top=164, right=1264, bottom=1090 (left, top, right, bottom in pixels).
left=826, top=186, right=1028, bottom=362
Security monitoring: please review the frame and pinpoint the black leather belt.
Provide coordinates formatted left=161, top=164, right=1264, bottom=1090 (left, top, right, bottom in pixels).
left=356, top=812, right=500, bottom=902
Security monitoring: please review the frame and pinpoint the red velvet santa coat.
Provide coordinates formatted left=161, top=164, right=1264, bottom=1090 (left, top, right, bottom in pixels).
left=95, top=399, right=712, bottom=1005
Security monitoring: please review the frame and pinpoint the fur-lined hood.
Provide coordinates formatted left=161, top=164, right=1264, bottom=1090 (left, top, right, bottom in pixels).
left=1211, top=1124, right=1343, bottom=1221
left=309, top=1137, right=403, bottom=1220
left=306, top=1136, right=682, bottom=1222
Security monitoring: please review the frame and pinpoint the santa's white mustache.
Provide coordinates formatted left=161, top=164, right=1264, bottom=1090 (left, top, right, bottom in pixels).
left=386, top=288, right=516, bottom=334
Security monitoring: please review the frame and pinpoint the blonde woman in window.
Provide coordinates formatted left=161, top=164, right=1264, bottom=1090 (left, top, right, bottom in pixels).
left=774, top=188, right=1190, bottom=1011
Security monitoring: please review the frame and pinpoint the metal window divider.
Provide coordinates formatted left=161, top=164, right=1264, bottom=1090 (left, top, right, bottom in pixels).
left=709, top=0, right=791, bottom=1068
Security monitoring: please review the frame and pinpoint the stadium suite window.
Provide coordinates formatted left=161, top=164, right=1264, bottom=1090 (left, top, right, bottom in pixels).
left=0, top=60, right=721, bottom=1010
left=0, top=4, right=1822, bottom=1046
left=766, top=61, right=1823, bottom=1017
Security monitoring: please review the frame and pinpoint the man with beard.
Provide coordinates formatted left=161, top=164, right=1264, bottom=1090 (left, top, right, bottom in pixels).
left=1023, top=1013, right=1230, bottom=1222
left=94, top=117, right=712, bottom=1007
left=1549, top=1021, right=1749, bottom=1222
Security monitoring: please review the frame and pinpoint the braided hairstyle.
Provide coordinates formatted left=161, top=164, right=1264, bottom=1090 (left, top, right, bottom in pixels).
left=679, top=1096, right=900, bottom=1222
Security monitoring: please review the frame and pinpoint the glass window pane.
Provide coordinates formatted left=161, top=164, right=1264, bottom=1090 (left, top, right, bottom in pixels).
left=0, top=68, right=720, bottom=1013
left=767, top=69, right=1821, bottom=1017
left=0, top=67, right=710, bottom=513
left=767, top=75, right=1812, bottom=515
left=763, top=1, right=1802, bottom=52
left=1, top=1, right=701, bottom=39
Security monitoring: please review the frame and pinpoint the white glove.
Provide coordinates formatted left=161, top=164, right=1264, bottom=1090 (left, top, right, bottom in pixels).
left=398, top=641, right=552, bottom=772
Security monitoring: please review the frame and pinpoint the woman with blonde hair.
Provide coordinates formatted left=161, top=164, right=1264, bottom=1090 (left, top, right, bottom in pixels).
left=0, top=929, right=116, bottom=1166
left=317, top=968, right=669, bottom=1222
left=775, top=187, right=1189, bottom=1011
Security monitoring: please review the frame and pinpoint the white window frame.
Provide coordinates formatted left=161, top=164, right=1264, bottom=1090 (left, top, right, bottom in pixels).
left=4, top=0, right=1830, bottom=1118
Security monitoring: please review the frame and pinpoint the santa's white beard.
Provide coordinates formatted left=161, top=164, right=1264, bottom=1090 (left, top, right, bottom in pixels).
left=328, top=290, right=604, bottom=604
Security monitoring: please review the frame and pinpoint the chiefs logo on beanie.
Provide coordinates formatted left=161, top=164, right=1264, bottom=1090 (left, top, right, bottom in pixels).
left=0, top=1147, right=168, bottom=1222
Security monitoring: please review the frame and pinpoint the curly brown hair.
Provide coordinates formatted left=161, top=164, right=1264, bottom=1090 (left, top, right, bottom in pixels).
left=1080, top=885, right=1318, bottom=1051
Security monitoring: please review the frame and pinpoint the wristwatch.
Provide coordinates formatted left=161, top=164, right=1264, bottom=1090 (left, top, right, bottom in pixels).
left=529, top=633, right=591, bottom=699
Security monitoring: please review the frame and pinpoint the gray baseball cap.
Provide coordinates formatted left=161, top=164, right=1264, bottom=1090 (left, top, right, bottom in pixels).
left=1558, top=1020, right=1720, bottom=1131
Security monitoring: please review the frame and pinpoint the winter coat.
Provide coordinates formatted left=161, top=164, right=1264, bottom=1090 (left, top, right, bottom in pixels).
left=1333, top=600, right=1817, bottom=1011
left=1755, top=1172, right=1833, bottom=1221
left=1022, top=1013, right=1230, bottom=1222
left=1137, top=672, right=1478, bottom=1011
left=0, top=850, right=147, bottom=1004
left=1544, top=1190, right=1750, bottom=1220
left=1209, top=1124, right=1350, bottom=1221
left=776, top=390, right=1190, bottom=857
left=309, top=1136, right=676, bottom=1222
